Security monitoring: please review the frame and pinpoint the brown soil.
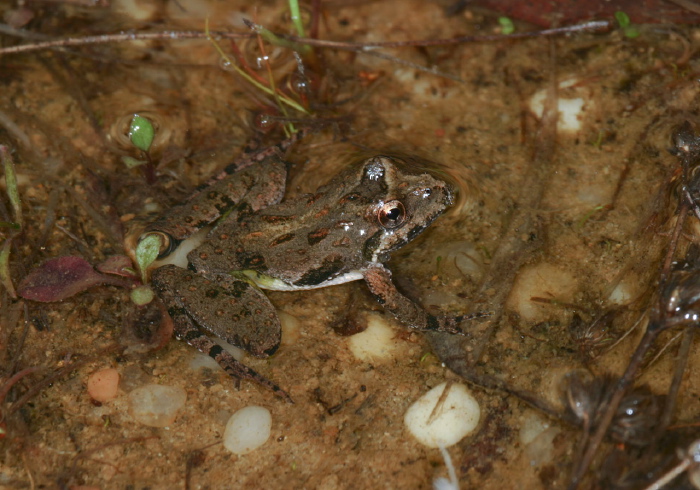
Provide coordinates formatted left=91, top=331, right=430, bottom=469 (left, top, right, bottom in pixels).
left=2, top=1, right=700, bottom=489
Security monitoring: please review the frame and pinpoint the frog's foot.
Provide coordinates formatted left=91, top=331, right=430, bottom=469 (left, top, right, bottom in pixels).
left=165, top=305, right=293, bottom=402
left=152, top=265, right=292, bottom=402
left=182, top=323, right=293, bottom=403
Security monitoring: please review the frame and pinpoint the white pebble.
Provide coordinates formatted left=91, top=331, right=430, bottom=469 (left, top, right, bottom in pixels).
left=223, top=406, right=272, bottom=454
left=507, top=263, right=577, bottom=323
left=404, top=382, right=480, bottom=448
left=347, top=313, right=396, bottom=361
left=128, top=384, right=187, bottom=427
left=529, top=78, right=588, bottom=133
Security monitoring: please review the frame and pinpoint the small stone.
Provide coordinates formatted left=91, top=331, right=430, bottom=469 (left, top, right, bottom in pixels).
left=87, top=368, right=120, bottom=402
left=128, top=384, right=186, bottom=427
left=404, top=382, right=480, bottom=448
left=347, top=313, right=397, bottom=361
left=223, top=406, right=272, bottom=454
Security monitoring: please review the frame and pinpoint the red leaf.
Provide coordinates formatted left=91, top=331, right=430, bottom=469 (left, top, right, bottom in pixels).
left=18, top=256, right=127, bottom=302
left=97, top=255, right=138, bottom=278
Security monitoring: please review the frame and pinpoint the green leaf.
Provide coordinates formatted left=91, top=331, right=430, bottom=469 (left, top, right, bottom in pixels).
left=614, top=11, right=631, bottom=28
left=122, top=156, right=147, bottom=169
left=288, top=0, right=306, bottom=38
left=129, top=115, right=155, bottom=152
left=498, top=16, right=515, bottom=35
left=135, top=233, right=162, bottom=282
left=0, top=238, right=16, bottom=298
left=1, top=145, right=22, bottom=229
left=623, top=26, right=640, bottom=39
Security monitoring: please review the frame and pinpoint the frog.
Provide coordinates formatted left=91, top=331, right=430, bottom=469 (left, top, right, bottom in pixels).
left=137, top=143, right=469, bottom=402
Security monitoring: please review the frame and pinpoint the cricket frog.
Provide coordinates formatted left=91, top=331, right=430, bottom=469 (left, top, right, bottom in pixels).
left=137, top=145, right=468, bottom=401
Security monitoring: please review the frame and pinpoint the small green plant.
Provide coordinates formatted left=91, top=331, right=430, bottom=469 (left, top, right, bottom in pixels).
left=134, top=233, right=162, bottom=283
left=614, top=11, right=640, bottom=39
left=122, top=114, right=157, bottom=184
left=0, top=145, right=22, bottom=297
left=498, top=16, right=515, bottom=35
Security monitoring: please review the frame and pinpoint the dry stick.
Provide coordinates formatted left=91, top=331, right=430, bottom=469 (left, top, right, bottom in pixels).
left=657, top=328, right=695, bottom=438
left=0, top=30, right=252, bottom=56
left=285, top=21, right=612, bottom=50
left=0, top=21, right=612, bottom=57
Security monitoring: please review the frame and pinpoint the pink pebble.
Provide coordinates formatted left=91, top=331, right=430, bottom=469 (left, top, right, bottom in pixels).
left=87, top=368, right=120, bottom=402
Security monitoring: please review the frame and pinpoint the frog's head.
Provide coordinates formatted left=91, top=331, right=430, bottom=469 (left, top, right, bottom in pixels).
left=359, top=155, right=453, bottom=262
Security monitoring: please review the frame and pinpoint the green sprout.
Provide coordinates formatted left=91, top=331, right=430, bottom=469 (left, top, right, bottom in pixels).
left=1, top=145, right=22, bottom=229
left=576, top=204, right=606, bottom=230
left=614, top=11, right=640, bottom=38
left=135, top=233, right=162, bottom=283
left=591, top=130, right=604, bottom=148
left=205, top=20, right=308, bottom=115
left=0, top=145, right=20, bottom=298
left=288, top=0, right=306, bottom=38
left=0, top=239, right=16, bottom=298
left=123, top=114, right=157, bottom=184
left=498, top=16, right=515, bottom=35
left=129, top=115, right=155, bottom=152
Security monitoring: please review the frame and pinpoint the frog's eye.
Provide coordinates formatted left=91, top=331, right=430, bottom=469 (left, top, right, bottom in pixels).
left=378, top=200, right=406, bottom=229
left=140, top=231, right=176, bottom=258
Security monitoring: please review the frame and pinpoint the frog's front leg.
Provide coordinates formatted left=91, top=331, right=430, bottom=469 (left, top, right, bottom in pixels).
left=362, top=264, right=467, bottom=335
left=145, top=156, right=288, bottom=243
left=151, top=265, right=292, bottom=402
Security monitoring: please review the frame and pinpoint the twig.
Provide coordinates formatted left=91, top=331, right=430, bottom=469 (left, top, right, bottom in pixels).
left=0, top=21, right=612, bottom=58
left=0, top=30, right=252, bottom=56
left=285, top=21, right=612, bottom=50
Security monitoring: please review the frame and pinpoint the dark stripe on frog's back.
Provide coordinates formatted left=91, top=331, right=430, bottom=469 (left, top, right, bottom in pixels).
left=294, top=254, right=347, bottom=287
left=269, top=232, right=296, bottom=247
left=307, top=227, right=330, bottom=245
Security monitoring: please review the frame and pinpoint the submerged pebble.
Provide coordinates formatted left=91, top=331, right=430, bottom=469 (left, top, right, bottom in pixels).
left=507, top=262, right=577, bottom=323
left=347, top=313, right=397, bottom=361
left=128, top=384, right=187, bottom=427
left=223, top=406, right=272, bottom=454
left=529, top=78, right=589, bottom=133
left=404, top=382, right=480, bottom=448
left=87, top=368, right=120, bottom=403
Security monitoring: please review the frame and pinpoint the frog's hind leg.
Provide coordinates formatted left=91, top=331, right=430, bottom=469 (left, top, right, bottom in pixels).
left=152, top=265, right=292, bottom=402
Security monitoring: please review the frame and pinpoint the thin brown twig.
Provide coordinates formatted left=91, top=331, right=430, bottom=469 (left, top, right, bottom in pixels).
left=0, top=30, right=252, bottom=56
left=0, top=21, right=612, bottom=58
left=286, top=20, right=612, bottom=49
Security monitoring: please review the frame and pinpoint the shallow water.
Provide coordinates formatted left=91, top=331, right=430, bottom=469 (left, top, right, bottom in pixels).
left=2, top=1, right=700, bottom=488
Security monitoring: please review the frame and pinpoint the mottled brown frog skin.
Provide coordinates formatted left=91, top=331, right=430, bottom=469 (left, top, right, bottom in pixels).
left=143, top=150, right=463, bottom=401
